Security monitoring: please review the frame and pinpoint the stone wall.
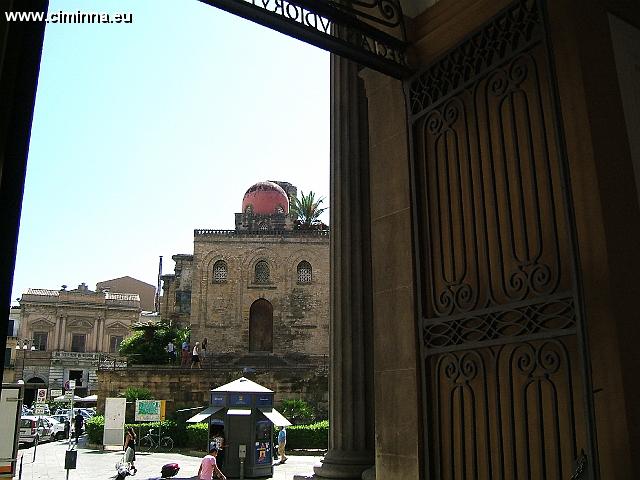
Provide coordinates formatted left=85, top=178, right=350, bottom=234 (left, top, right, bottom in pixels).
left=162, top=231, right=330, bottom=358
left=96, top=363, right=329, bottom=419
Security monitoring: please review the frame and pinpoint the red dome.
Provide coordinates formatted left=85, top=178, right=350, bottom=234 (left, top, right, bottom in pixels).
left=242, top=181, right=289, bottom=215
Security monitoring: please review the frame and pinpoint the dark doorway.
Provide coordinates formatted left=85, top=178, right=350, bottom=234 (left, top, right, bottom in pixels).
left=249, top=299, right=273, bottom=352
left=24, top=377, right=46, bottom=407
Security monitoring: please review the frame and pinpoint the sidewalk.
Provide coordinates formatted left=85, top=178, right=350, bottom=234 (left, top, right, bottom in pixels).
left=15, top=437, right=321, bottom=480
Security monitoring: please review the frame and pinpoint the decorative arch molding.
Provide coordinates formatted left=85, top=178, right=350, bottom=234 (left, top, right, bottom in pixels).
left=243, top=248, right=279, bottom=286
left=25, top=375, right=46, bottom=385
left=66, top=318, right=94, bottom=331
left=28, top=318, right=55, bottom=331
left=200, top=250, right=234, bottom=282
left=105, top=320, right=130, bottom=332
left=285, top=250, right=321, bottom=286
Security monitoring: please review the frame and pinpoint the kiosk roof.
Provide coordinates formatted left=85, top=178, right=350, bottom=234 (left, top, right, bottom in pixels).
left=211, top=377, right=273, bottom=394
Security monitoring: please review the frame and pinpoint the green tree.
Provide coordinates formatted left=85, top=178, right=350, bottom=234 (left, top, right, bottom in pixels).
left=279, top=398, right=315, bottom=425
left=290, top=191, right=327, bottom=228
left=118, top=323, right=190, bottom=365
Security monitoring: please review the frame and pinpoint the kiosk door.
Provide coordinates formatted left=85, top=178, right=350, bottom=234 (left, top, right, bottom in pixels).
left=226, top=414, right=252, bottom=478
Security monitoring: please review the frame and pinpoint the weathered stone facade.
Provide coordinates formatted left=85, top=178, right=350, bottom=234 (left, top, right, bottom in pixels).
left=161, top=181, right=330, bottom=361
left=97, top=362, right=329, bottom=419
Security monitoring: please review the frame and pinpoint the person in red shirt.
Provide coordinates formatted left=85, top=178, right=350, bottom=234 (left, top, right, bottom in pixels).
left=198, top=444, right=226, bottom=480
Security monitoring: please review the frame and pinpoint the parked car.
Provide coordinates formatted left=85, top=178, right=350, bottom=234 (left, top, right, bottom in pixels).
left=43, top=416, right=67, bottom=440
left=19, top=416, right=53, bottom=446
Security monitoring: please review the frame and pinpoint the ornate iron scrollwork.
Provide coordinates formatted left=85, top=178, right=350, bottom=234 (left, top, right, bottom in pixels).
left=198, top=0, right=412, bottom=78
left=408, top=0, right=598, bottom=478
left=570, top=450, right=588, bottom=480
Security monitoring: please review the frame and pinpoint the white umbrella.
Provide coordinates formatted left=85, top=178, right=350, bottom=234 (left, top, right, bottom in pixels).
left=54, top=394, right=83, bottom=402
left=77, top=394, right=97, bottom=402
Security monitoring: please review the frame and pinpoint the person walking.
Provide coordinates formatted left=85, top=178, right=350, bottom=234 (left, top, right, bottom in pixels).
left=191, top=341, right=202, bottom=369
left=277, top=426, right=287, bottom=464
left=123, top=427, right=138, bottom=475
left=181, top=339, right=190, bottom=367
left=197, top=444, right=226, bottom=480
left=73, top=412, right=84, bottom=443
left=201, top=337, right=208, bottom=359
left=166, top=340, right=176, bottom=364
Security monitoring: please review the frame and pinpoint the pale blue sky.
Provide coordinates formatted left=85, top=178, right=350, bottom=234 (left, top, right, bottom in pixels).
left=11, top=0, right=329, bottom=304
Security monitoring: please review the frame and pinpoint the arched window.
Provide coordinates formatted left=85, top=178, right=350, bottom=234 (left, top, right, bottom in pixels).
left=255, top=261, right=270, bottom=284
left=258, top=222, right=269, bottom=231
left=213, top=260, right=228, bottom=283
left=297, top=261, right=312, bottom=284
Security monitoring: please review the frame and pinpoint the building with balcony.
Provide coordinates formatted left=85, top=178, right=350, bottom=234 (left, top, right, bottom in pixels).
left=16, top=283, right=141, bottom=405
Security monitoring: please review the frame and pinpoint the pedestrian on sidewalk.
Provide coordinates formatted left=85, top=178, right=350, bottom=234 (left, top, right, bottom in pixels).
left=201, top=337, right=208, bottom=359
left=191, top=341, right=202, bottom=369
left=198, top=444, right=226, bottom=480
left=123, top=427, right=138, bottom=475
left=73, top=412, right=84, bottom=443
left=166, top=340, right=176, bottom=364
left=181, top=339, right=190, bottom=367
left=277, top=426, right=287, bottom=464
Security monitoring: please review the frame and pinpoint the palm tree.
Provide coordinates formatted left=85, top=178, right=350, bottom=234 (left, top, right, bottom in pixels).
left=290, top=191, right=327, bottom=228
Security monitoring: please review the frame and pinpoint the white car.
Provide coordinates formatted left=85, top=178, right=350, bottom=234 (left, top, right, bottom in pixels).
left=19, top=416, right=53, bottom=446
left=43, top=416, right=67, bottom=440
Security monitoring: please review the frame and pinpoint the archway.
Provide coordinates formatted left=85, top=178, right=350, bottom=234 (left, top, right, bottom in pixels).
left=249, top=299, right=273, bottom=353
left=24, top=377, right=46, bottom=407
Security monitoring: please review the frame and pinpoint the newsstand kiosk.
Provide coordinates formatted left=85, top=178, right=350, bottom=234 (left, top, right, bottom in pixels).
left=187, top=377, right=291, bottom=479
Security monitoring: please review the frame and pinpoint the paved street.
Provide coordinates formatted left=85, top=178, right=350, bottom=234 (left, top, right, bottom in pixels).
left=15, top=437, right=321, bottom=480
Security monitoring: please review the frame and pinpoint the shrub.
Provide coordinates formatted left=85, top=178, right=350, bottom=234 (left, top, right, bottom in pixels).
left=186, top=423, right=209, bottom=451
left=86, top=415, right=105, bottom=444
left=84, top=415, right=180, bottom=447
left=286, top=420, right=328, bottom=449
left=120, top=387, right=152, bottom=403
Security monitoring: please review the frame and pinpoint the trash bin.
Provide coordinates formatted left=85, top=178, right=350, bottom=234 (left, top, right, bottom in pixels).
left=64, top=450, right=77, bottom=469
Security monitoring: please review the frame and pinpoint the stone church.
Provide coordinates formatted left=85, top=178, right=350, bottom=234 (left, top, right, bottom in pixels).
left=160, top=180, right=330, bottom=364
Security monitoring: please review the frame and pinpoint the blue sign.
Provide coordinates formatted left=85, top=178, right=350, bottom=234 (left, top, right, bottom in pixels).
left=255, top=395, right=273, bottom=407
left=211, top=394, right=226, bottom=407
left=229, top=394, right=251, bottom=407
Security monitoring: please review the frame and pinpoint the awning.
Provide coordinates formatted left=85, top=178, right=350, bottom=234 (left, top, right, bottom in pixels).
left=259, top=408, right=291, bottom=427
left=227, top=408, right=252, bottom=416
left=186, top=406, right=223, bottom=423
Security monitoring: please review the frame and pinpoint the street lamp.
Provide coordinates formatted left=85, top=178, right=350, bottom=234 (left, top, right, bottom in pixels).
left=15, top=339, right=36, bottom=381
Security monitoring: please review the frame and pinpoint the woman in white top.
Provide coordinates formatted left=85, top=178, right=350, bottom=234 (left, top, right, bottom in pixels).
left=190, top=341, right=201, bottom=369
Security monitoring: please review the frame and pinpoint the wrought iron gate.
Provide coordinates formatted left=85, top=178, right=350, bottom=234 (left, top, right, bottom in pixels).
left=406, top=1, right=598, bottom=478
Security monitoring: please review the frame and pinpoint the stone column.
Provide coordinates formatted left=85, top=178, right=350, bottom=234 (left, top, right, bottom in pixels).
left=59, top=315, right=67, bottom=351
left=311, top=54, right=375, bottom=480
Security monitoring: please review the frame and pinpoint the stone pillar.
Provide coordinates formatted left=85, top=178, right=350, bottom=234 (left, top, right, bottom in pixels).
left=311, top=54, right=375, bottom=479
left=59, top=315, right=66, bottom=350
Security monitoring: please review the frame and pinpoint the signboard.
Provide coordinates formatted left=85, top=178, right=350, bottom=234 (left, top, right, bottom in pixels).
left=103, top=397, right=126, bottom=450
left=68, top=380, right=76, bottom=390
left=135, top=400, right=166, bottom=422
left=65, top=391, right=74, bottom=400
left=50, top=389, right=63, bottom=398
left=229, top=394, right=251, bottom=407
left=199, top=0, right=412, bottom=79
left=211, top=394, right=226, bottom=407
left=36, top=388, right=47, bottom=404
left=255, top=394, right=273, bottom=407
left=0, top=384, right=23, bottom=478
left=34, top=404, right=45, bottom=415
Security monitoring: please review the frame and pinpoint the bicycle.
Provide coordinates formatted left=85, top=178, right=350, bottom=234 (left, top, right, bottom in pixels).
left=139, top=428, right=174, bottom=452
